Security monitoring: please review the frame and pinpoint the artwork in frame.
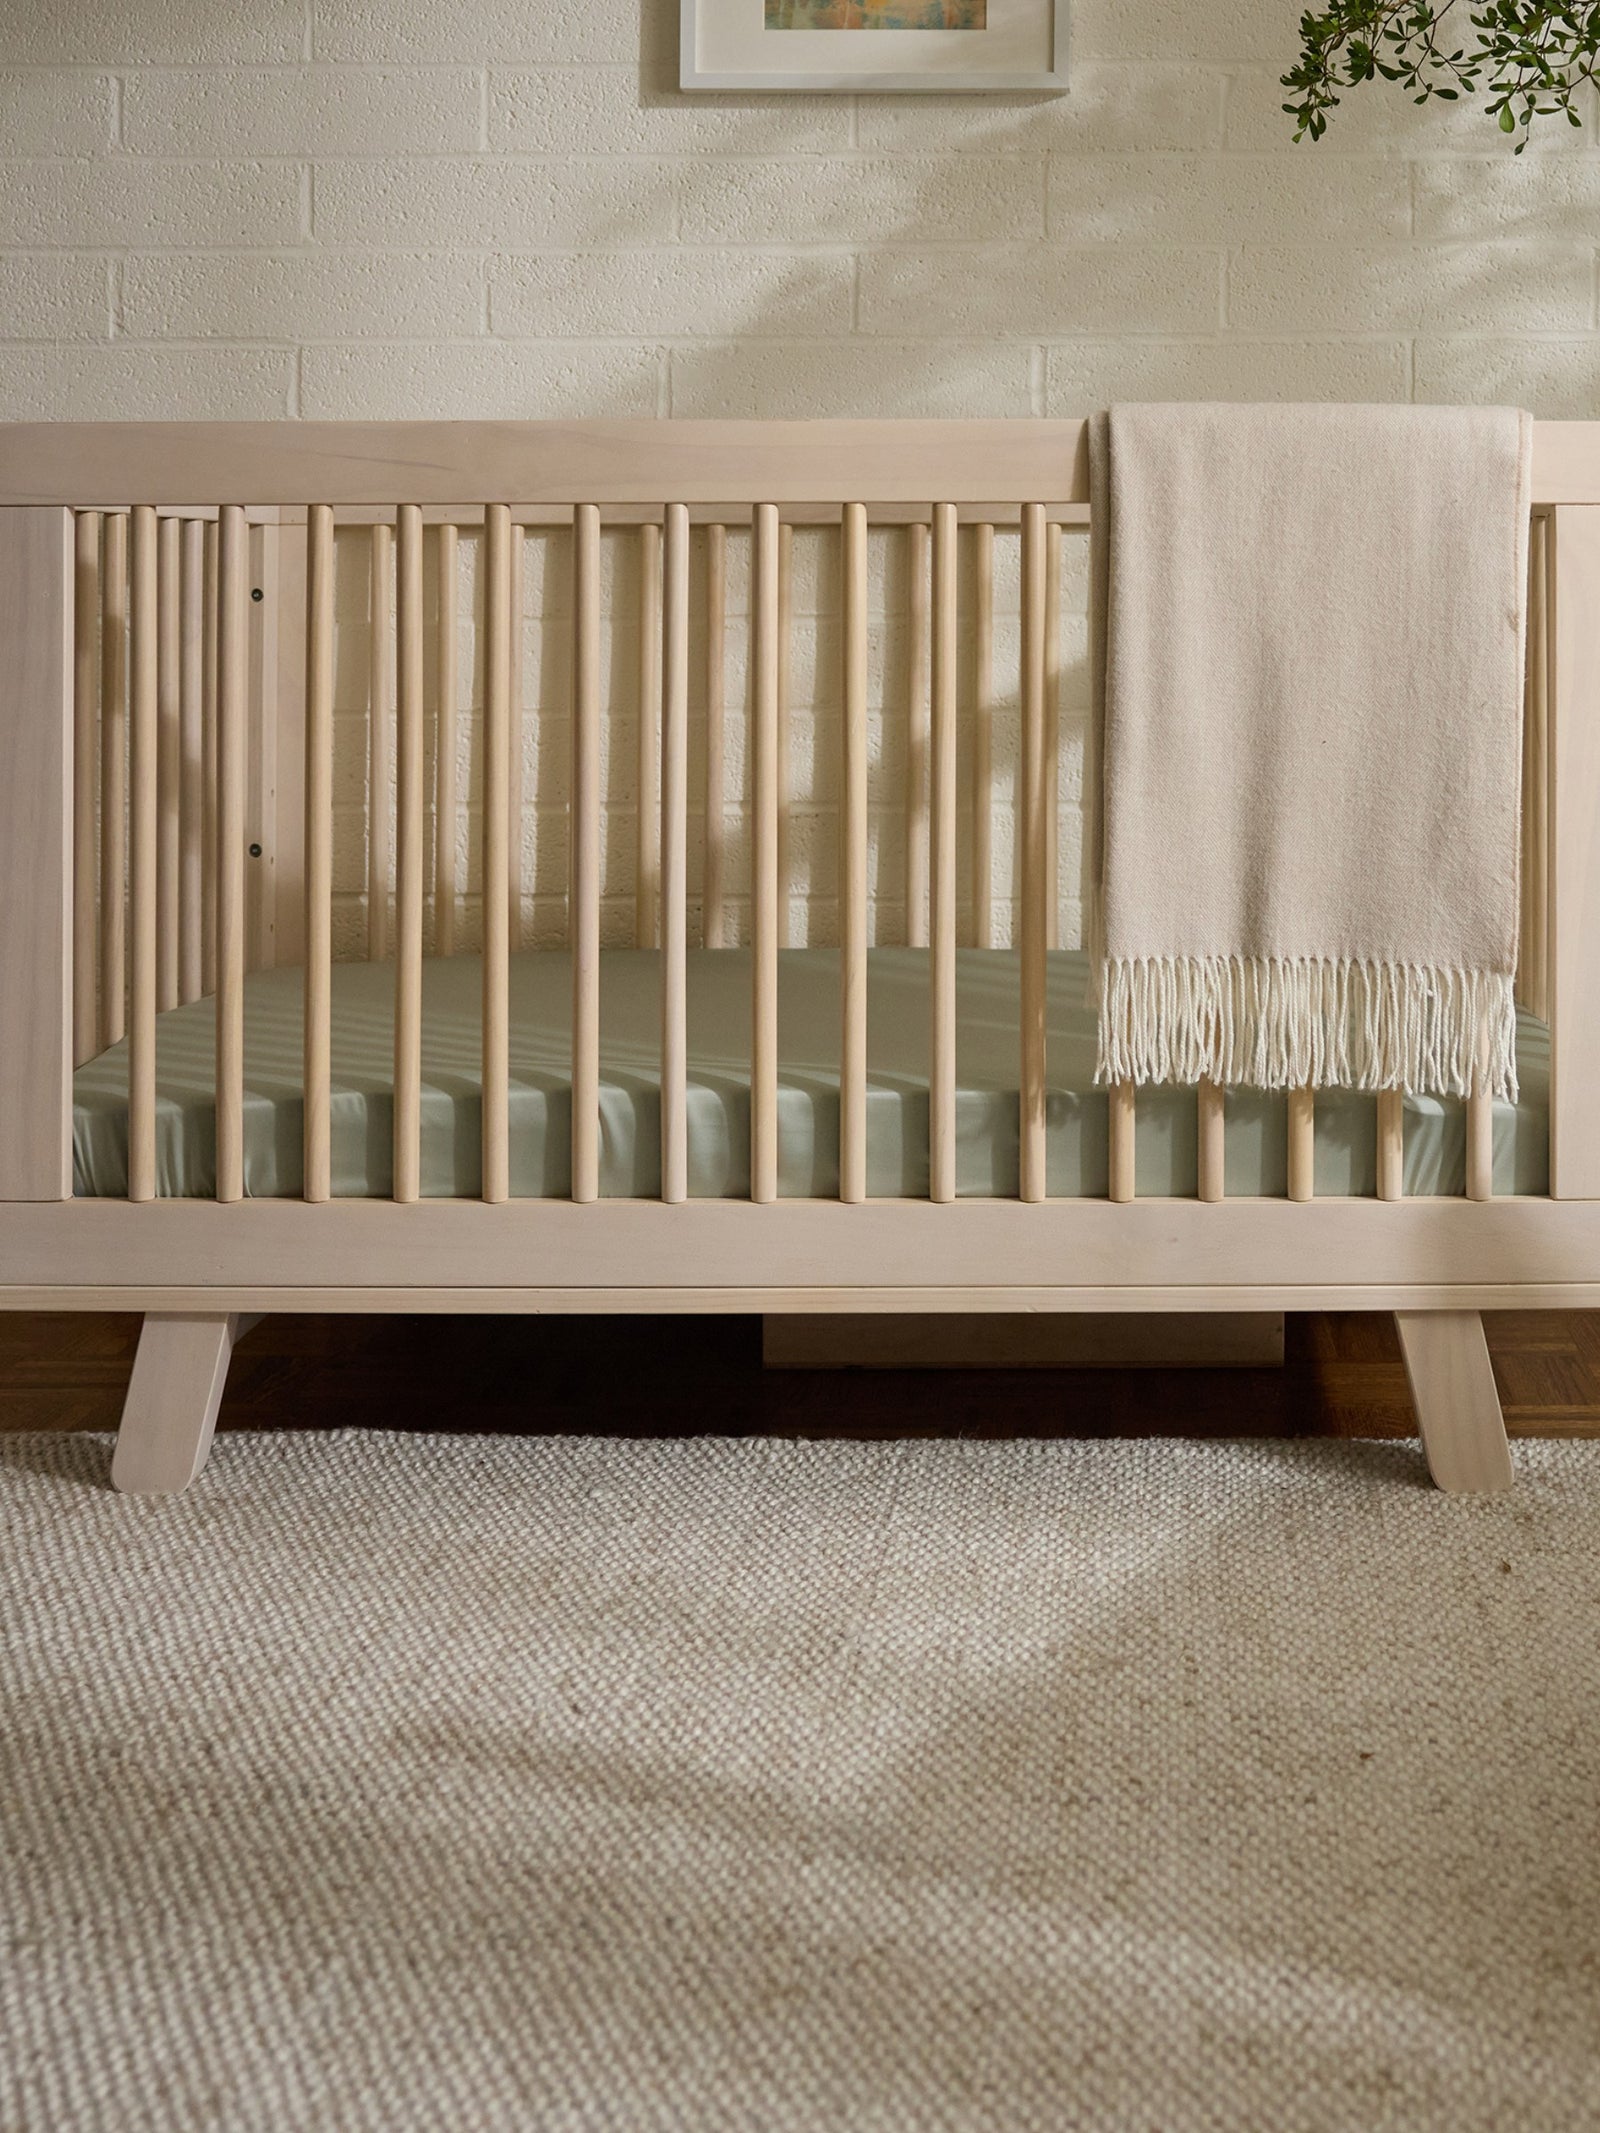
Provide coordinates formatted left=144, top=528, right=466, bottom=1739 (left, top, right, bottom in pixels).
left=681, top=0, right=1068, bottom=91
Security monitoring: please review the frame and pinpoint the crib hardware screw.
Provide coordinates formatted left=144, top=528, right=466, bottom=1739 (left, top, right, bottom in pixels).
left=249, top=843, right=262, bottom=858
left=251, top=587, right=263, bottom=601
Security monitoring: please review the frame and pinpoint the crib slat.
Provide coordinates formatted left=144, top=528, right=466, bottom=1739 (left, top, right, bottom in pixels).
left=1045, top=519, right=1062, bottom=955
left=1287, top=1086, right=1315, bottom=1202
left=1020, top=502, right=1048, bottom=1204
left=1466, top=1099, right=1494, bottom=1200
left=1466, top=1043, right=1494, bottom=1200
left=776, top=520, right=793, bottom=949
left=571, top=504, right=602, bottom=1205
left=508, top=520, right=525, bottom=949
left=1108, top=1081, right=1135, bottom=1204
left=840, top=502, right=868, bottom=1205
left=703, top=522, right=727, bottom=948
left=156, top=514, right=181, bottom=1014
left=1521, top=514, right=1550, bottom=1021
left=434, top=522, right=459, bottom=959
left=930, top=502, right=958, bottom=1205
left=637, top=520, right=663, bottom=948
left=179, top=518, right=204, bottom=1006
left=1197, top=1078, right=1224, bottom=1203
left=1377, top=1087, right=1403, bottom=1202
left=367, top=521, right=392, bottom=961
left=128, top=505, right=158, bottom=1203
left=100, top=511, right=128, bottom=1050
left=905, top=521, right=930, bottom=951
left=661, top=504, right=690, bottom=1205
left=72, top=511, right=100, bottom=1066
left=482, top=503, right=511, bottom=1204
left=394, top=504, right=425, bottom=1206
left=972, top=522, right=994, bottom=951
left=303, top=504, right=334, bottom=1206
left=201, top=519, right=218, bottom=1000
left=215, top=505, right=248, bottom=1204
left=752, top=502, right=781, bottom=1205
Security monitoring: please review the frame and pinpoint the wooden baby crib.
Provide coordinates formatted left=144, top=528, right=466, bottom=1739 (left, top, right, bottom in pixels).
left=3, top=417, right=1599, bottom=1496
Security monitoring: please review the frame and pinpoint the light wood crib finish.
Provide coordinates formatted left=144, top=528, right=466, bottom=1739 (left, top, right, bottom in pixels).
left=3, top=417, right=1597, bottom=1496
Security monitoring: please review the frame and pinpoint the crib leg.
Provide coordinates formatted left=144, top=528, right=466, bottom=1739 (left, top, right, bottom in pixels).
left=1393, top=1310, right=1513, bottom=1495
left=111, top=1313, right=258, bottom=1495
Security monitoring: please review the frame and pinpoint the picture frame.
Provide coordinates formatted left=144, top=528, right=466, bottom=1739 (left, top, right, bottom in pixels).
left=680, top=0, right=1069, bottom=94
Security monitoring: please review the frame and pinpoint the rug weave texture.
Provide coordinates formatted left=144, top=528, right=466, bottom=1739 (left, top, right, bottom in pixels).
left=4, top=1430, right=1599, bottom=2133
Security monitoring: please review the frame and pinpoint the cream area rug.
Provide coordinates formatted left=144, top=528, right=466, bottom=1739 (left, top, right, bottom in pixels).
left=4, top=1430, right=1599, bottom=2133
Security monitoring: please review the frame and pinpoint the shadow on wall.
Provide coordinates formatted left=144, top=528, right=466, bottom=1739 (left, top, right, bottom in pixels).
left=630, top=0, right=1600, bottom=422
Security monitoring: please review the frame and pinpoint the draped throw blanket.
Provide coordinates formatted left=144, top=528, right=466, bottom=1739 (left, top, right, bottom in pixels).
left=1089, top=402, right=1533, bottom=1100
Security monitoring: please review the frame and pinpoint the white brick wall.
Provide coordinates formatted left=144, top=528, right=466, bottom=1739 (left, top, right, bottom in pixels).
left=2, top=0, right=1593, bottom=423
left=4, top=0, right=1592, bottom=949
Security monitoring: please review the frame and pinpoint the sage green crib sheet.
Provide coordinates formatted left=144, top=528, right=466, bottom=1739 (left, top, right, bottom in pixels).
left=73, top=948, right=1551, bottom=1199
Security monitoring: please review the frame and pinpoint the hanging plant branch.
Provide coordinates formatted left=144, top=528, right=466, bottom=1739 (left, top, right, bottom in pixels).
left=1283, top=2, right=1600, bottom=151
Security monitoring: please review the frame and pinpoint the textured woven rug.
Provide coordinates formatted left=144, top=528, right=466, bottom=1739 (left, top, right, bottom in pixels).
left=4, top=1430, right=1599, bottom=2133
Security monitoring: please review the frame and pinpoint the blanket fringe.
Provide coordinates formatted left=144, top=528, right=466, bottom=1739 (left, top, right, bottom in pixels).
left=1096, top=956, right=1517, bottom=1100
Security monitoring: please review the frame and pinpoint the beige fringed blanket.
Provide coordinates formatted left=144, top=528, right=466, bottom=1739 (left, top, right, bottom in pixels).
left=1089, top=402, right=1532, bottom=1099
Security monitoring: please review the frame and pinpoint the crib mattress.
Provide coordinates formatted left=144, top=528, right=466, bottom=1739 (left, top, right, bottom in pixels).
left=73, top=948, right=1551, bottom=1199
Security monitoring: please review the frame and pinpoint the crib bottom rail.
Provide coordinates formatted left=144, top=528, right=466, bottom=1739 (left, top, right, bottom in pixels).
left=3, top=1194, right=1600, bottom=1317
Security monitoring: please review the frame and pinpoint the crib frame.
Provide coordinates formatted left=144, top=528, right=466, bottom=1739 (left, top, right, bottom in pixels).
left=4, top=417, right=1600, bottom=1496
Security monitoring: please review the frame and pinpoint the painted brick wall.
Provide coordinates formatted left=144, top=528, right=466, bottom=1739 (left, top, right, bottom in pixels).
left=4, top=0, right=1595, bottom=422
left=5, top=0, right=1591, bottom=951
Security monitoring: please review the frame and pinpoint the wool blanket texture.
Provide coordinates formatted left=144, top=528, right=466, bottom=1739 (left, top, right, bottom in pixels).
left=1089, top=402, right=1533, bottom=1097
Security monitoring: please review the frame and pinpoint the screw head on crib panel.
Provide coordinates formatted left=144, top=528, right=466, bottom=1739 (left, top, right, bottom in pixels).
left=251, top=587, right=263, bottom=601
left=249, top=843, right=262, bottom=858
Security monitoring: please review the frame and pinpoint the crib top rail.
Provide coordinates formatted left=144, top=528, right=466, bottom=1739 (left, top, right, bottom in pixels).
left=0, top=418, right=1090, bottom=510
left=3, top=417, right=1600, bottom=511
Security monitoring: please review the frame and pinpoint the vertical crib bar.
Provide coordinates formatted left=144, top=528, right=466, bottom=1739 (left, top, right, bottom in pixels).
left=72, top=511, right=100, bottom=1065
left=368, top=521, right=392, bottom=962
left=1466, top=1025, right=1494, bottom=1201
left=127, top=506, right=158, bottom=1204
left=100, top=512, right=128, bottom=1049
left=905, top=520, right=930, bottom=951
left=930, top=502, right=958, bottom=1205
left=661, top=504, right=690, bottom=1205
left=637, top=520, right=662, bottom=949
left=972, top=522, right=994, bottom=951
left=1197, top=1079, right=1224, bottom=1203
left=776, top=520, right=793, bottom=948
left=1045, top=519, right=1062, bottom=955
left=482, top=504, right=511, bottom=1204
left=1108, top=1082, right=1135, bottom=1204
left=179, top=519, right=204, bottom=1006
left=434, top=521, right=459, bottom=959
left=572, top=503, right=602, bottom=1207
left=1377, top=1087, right=1404, bottom=1202
left=394, top=504, right=424, bottom=1207
left=751, top=502, right=781, bottom=1205
left=201, top=519, right=218, bottom=999
left=1521, top=513, right=1550, bottom=1021
left=508, top=521, right=525, bottom=949
left=1020, top=502, right=1048, bottom=1204
left=215, top=505, right=248, bottom=1204
left=156, top=514, right=181, bottom=1014
left=703, top=522, right=727, bottom=948
left=303, top=504, right=334, bottom=1206
left=1287, top=1087, right=1315, bottom=1203
left=1465, top=1108, right=1494, bottom=1201
left=840, top=502, right=868, bottom=1205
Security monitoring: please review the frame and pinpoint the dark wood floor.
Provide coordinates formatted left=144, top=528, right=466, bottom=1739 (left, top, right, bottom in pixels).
left=5, top=1311, right=1600, bottom=1440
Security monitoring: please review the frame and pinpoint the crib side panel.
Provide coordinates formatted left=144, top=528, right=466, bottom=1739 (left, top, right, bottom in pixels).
left=0, top=507, right=74, bottom=1200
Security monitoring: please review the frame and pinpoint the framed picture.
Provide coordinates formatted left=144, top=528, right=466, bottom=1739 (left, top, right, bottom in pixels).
left=680, top=0, right=1069, bottom=93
